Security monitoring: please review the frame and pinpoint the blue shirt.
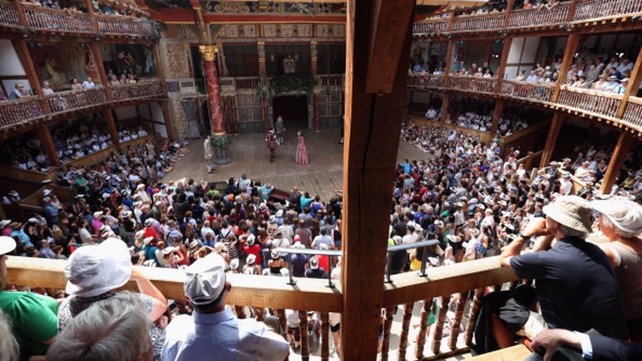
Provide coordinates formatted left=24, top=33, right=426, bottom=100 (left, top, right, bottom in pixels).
left=162, top=308, right=289, bottom=361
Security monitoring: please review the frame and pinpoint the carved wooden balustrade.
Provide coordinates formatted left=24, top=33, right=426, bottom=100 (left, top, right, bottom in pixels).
left=45, top=88, right=106, bottom=114
left=0, top=96, right=45, bottom=129
left=23, top=4, right=94, bottom=34
left=111, top=80, right=163, bottom=101
left=0, top=2, right=158, bottom=39
left=450, top=76, right=497, bottom=94
left=499, top=80, right=554, bottom=104
left=622, top=96, right=642, bottom=133
left=234, top=76, right=261, bottom=90
left=96, top=15, right=158, bottom=38
left=6, top=254, right=520, bottom=361
left=507, top=3, right=571, bottom=29
left=413, top=18, right=449, bottom=35
left=0, top=2, right=20, bottom=28
left=451, top=13, right=504, bottom=33
left=408, top=74, right=447, bottom=90
left=319, top=74, right=343, bottom=87
left=557, top=86, right=622, bottom=119
left=573, top=0, right=642, bottom=22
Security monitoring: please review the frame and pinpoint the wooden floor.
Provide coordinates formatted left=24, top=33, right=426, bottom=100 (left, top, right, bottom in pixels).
left=165, top=128, right=428, bottom=200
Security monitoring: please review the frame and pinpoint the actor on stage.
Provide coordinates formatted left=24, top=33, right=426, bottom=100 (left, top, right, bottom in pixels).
left=266, top=128, right=278, bottom=163
left=204, top=135, right=214, bottom=173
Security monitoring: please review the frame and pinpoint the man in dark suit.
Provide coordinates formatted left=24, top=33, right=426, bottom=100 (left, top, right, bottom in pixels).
left=532, top=328, right=642, bottom=361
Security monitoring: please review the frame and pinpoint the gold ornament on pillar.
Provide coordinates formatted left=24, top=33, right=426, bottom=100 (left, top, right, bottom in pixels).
left=199, top=45, right=218, bottom=62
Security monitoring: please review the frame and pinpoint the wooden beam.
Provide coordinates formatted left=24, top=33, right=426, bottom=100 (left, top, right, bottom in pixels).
left=342, top=0, right=415, bottom=359
left=152, top=44, right=168, bottom=95
left=365, top=0, right=415, bottom=94
left=552, top=34, right=583, bottom=102
left=495, top=37, right=512, bottom=92
left=441, top=93, right=450, bottom=127
left=491, top=100, right=504, bottom=136
left=445, top=39, right=454, bottom=81
left=104, top=109, right=120, bottom=148
left=616, top=46, right=642, bottom=118
left=502, top=0, right=516, bottom=28
left=5, top=256, right=342, bottom=312
left=600, top=132, right=635, bottom=194
left=539, top=111, right=565, bottom=168
left=35, top=124, right=59, bottom=166
left=90, top=43, right=111, bottom=100
left=12, top=39, right=43, bottom=96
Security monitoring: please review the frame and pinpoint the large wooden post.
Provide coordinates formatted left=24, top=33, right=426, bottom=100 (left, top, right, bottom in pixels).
left=152, top=43, right=168, bottom=95
left=495, top=37, right=513, bottom=92
left=257, top=41, right=266, bottom=76
left=311, top=40, right=318, bottom=75
left=502, top=0, right=516, bottom=27
left=539, top=112, right=565, bottom=167
left=342, top=0, right=415, bottom=360
left=445, top=40, right=454, bottom=81
left=552, top=34, right=583, bottom=102
left=616, top=46, right=642, bottom=118
left=441, top=94, right=450, bottom=126
left=90, top=43, right=111, bottom=100
left=600, top=132, right=635, bottom=194
left=13, top=39, right=43, bottom=96
left=103, top=109, right=120, bottom=147
left=491, top=100, right=504, bottom=136
left=35, top=124, right=59, bottom=166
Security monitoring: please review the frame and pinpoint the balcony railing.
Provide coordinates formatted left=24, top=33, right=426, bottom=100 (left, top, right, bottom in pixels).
left=6, top=254, right=519, bottom=361
left=499, top=80, right=554, bottom=104
left=0, top=81, right=163, bottom=132
left=111, top=80, right=163, bottom=101
left=557, top=86, right=622, bottom=119
left=450, top=12, right=504, bottom=33
left=414, top=0, right=642, bottom=37
left=507, top=3, right=571, bottom=29
left=450, top=76, right=497, bottom=94
left=45, top=88, right=106, bottom=114
left=413, top=18, right=449, bottom=34
left=319, top=74, right=343, bottom=87
left=573, top=0, right=642, bottom=22
left=96, top=15, right=158, bottom=38
left=23, top=4, right=94, bottom=34
left=234, top=76, right=261, bottom=90
left=0, top=3, right=159, bottom=39
left=0, top=96, right=45, bottom=128
left=622, top=96, right=642, bottom=132
left=0, top=2, right=20, bottom=28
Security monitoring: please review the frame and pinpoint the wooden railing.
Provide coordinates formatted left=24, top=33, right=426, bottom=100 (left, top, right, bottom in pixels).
left=234, top=76, right=261, bottom=90
left=499, top=80, right=554, bottom=104
left=507, top=3, right=571, bottom=29
left=45, top=88, right=106, bottom=114
left=23, top=4, right=94, bottom=34
left=6, top=255, right=519, bottom=361
left=0, top=3, right=158, bottom=39
left=451, top=13, right=504, bottom=33
left=0, top=81, right=163, bottom=132
left=111, top=80, right=163, bottom=101
left=573, top=0, right=642, bottom=22
left=413, top=18, right=449, bottom=34
left=0, top=2, right=20, bottom=28
left=408, top=74, right=448, bottom=89
left=0, top=96, right=45, bottom=128
left=557, top=86, right=622, bottom=119
left=622, top=96, right=642, bottom=132
left=450, top=76, right=497, bottom=94
left=414, top=0, right=642, bottom=37
left=96, top=15, right=158, bottom=38
left=319, top=74, right=343, bottom=87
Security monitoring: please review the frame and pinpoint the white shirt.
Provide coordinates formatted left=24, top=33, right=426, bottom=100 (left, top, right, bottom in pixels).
left=163, top=308, right=290, bottom=361
left=82, top=80, right=95, bottom=89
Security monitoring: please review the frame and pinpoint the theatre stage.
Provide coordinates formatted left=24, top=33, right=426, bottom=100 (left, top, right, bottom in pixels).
left=164, top=128, right=427, bottom=200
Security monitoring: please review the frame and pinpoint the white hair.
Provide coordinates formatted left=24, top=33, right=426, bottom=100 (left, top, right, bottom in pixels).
left=46, top=293, right=150, bottom=361
left=0, top=311, right=19, bottom=361
left=601, top=215, right=638, bottom=239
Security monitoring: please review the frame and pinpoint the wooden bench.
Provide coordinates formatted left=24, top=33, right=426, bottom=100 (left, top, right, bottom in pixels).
left=467, top=344, right=532, bottom=361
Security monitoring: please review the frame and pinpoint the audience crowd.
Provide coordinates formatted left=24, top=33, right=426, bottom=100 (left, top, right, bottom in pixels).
left=0, top=120, right=640, bottom=360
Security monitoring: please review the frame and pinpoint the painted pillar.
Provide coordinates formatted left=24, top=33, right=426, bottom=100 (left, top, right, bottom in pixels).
left=313, top=92, right=320, bottom=132
left=199, top=45, right=225, bottom=135
left=257, top=41, right=266, bottom=76
left=311, top=40, right=318, bottom=75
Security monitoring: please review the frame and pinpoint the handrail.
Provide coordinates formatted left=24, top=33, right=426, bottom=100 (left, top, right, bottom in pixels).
left=0, top=3, right=158, bottom=39
left=557, top=86, right=622, bottom=119
left=413, top=0, right=642, bottom=36
left=500, top=80, right=555, bottom=104
left=5, top=255, right=343, bottom=312
left=0, top=81, right=164, bottom=132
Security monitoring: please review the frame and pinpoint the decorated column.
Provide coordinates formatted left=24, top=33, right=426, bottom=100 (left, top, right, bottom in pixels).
left=199, top=45, right=226, bottom=135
